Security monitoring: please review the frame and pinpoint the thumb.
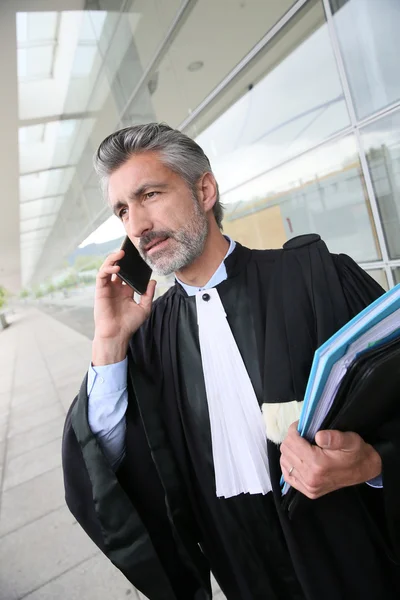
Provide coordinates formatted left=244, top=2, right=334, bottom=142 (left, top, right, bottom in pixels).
left=315, top=430, right=359, bottom=451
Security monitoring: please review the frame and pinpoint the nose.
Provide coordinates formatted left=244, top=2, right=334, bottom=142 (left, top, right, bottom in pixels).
left=126, top=203, right=152, bottom=240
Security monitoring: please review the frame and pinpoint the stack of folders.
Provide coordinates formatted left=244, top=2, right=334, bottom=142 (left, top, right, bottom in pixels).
left=281, top=283, right=400, bottom=504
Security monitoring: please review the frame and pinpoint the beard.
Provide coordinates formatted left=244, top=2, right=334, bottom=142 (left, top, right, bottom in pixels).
left=138, top=198, right=209, bottom=276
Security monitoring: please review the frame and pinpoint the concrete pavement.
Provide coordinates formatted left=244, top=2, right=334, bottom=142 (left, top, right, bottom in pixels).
left=0, top=308, right=224, bottom=599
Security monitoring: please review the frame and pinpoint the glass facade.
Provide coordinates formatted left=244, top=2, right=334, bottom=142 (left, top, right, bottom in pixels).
left=12, top=0, right=400, bottom=291
left=362, top=111, right=400, bottom=260
left=393, top=268, right=400, bottom=286
left=330, top=0, right=400, bottom=119
left=365, top=269, right=389, bottom=291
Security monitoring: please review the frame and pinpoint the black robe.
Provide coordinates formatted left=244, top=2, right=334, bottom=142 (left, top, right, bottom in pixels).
left=62, top=234, right=400, bottom=600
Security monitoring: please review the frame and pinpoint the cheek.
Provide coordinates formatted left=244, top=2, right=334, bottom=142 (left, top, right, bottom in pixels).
left=153, top=193, right=196, bottom=230
left=156, top=205, right=183, bottom=230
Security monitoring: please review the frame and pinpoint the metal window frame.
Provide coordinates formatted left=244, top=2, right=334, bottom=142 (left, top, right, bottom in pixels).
left=321, top=0, right=395, bottom=287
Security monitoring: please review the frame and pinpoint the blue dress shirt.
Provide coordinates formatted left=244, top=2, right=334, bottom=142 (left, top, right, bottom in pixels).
left=87, top=237, right=382, bottom=486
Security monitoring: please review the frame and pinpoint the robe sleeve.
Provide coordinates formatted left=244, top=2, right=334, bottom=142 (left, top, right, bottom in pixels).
left=333, top=253, right=400, bottom=562
left=332, top=252, right=385, bottom=316
left=62, top=375, right=208, bottom=600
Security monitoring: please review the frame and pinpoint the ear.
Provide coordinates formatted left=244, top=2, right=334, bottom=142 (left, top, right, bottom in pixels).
left=198, top=172, right=217, bottom=214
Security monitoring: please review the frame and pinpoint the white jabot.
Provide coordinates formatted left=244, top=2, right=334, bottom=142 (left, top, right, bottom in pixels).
left=196, top=288, right=272, bottom=498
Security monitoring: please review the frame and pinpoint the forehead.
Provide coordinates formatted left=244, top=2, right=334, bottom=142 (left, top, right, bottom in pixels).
left=108, top=151, right=176, bottom=199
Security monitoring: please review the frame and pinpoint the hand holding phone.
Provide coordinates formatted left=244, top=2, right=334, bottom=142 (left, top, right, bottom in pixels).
left=91, top=238, right=155, bottom=366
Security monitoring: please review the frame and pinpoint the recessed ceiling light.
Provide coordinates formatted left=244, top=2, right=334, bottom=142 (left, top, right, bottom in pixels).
left=187, top=61, right=204, bottom=72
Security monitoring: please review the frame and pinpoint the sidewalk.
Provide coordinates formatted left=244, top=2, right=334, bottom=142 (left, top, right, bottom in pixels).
left=0, top=308, right=223, bottom=599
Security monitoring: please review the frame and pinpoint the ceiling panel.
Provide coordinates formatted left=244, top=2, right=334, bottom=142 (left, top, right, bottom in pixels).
left=19, top=167, right=74, bottom=202
left=20, top=196, right=63, bottom=219
left=20, top=214, right=57, bottom=233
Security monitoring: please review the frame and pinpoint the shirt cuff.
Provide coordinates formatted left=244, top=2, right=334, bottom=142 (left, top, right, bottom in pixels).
left=87, top=357, right=128, bottom=436
left=87, top=357, right=128, bottom=396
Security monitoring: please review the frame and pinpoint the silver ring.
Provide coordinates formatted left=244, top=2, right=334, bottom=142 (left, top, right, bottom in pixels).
left=288, top=466, right=295, bottom=476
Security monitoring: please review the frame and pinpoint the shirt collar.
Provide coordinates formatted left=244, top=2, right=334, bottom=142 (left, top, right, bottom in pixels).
left=176, top=237, right=236, bottom=297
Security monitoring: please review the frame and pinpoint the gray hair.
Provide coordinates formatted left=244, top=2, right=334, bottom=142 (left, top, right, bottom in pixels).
left=94, top=122, right=224, bottom=229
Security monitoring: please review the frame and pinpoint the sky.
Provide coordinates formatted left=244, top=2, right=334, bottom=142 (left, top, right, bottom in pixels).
left=79, top=214, right=125, bottom=247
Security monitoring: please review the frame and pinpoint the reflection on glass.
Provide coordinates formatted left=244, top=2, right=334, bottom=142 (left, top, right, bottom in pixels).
left=16, top=2, right=182, bottom=285
left=64, top=1, right=181, bottom=117
left=20, top=215, right=57, bottom=234
left=365, top=269, right=388, bottom=291
left=361, top=109, right=400, bottom=259
left=125, top=0, right=297, bottom=128
left=17, top=12, right=58, bottom=80
left=191, top=0, right=349, bottom=198
left=20, top=197, right=63, bottom=221
left=19, top=168, right=75, bottom=202
left=221, top=135, right=381, bottom=263
left=330, top=0, right=400, bottom=119
left=393, top=268, right=400, bottom=285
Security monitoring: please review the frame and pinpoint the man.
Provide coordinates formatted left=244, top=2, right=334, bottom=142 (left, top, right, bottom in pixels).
left=62, top=123, right=400, bottom=600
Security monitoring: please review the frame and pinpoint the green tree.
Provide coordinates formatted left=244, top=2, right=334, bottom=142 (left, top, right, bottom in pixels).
left=0, top=286, right=7, bottom=310
left=45, top=283, right=56, bottom=295
left=0, top=286, right=9, bottom=329
left=74, top=255, right=103, bottom=272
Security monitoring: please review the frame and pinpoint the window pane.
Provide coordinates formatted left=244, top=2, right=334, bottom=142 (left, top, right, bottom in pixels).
left=79, top=11, right=107, bottom=42
left=27, top=45, right=54, bottom=79
left=221, top=135, right=381, bottom=263
left=27, top=12, right=58, bottom=42
left=19, top=168, right=74, bottom=202
left=19, top=124, right=45, bottom=144
left=20, top=197, right=63, bottom=220
left=188, top=0, right=349, bottom=194
left=64, top=1, right=182, bottom=114
left=393, top=268, right=400, bottom=285
left=17, top=48, right=27, bottom=78
left=330, top=0, right=400, bottom=119
left=123, top=0, right=298, bottom=128
left=71, top=45, right=98, bottom=78
left=365, top=269, right=388, bottom=291
left=16, top=13, right=28, bottom=43
left=20, top=214, right=57, bottom=234
left=361, top=109, right=400, bottom=259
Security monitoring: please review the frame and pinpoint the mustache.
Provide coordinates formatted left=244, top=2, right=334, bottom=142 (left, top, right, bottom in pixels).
left=139, top=230, right=174, bottom=253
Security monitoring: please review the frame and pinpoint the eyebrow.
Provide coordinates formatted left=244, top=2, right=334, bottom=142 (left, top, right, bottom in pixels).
left=112, top=182, right=168, bottom=216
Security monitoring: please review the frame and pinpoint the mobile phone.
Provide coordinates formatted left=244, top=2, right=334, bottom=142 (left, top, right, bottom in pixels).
left=116, top=236, right=152, bottom=295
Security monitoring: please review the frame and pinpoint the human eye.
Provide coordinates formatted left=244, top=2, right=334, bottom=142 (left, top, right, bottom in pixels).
left=118, top=207, right=128, bottom=220
left=144, top=191, right=159, bottom=200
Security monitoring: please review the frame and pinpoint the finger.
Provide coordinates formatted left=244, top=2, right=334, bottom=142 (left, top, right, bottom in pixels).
left=280, top=453, right=327, bottom=499
left=315, top=430, right=360, bottom=452
left=139, top=280, right=157, bottom=312
left=280, top=442, right=306, bottom=474
left=282, top=427, right=314, bottom=462
left=281, top=464, right=320, bottom=499
left=96, top=265, right=121, bottom=288
left=111, top=273, right=128, bottom=291
left=98, top=264, right=121, bottom=279
left=106, top=249, right=125, bottom=264
left=280, top=459, right=307, bottom=488
left=280, top=454, right=311, bottom=490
